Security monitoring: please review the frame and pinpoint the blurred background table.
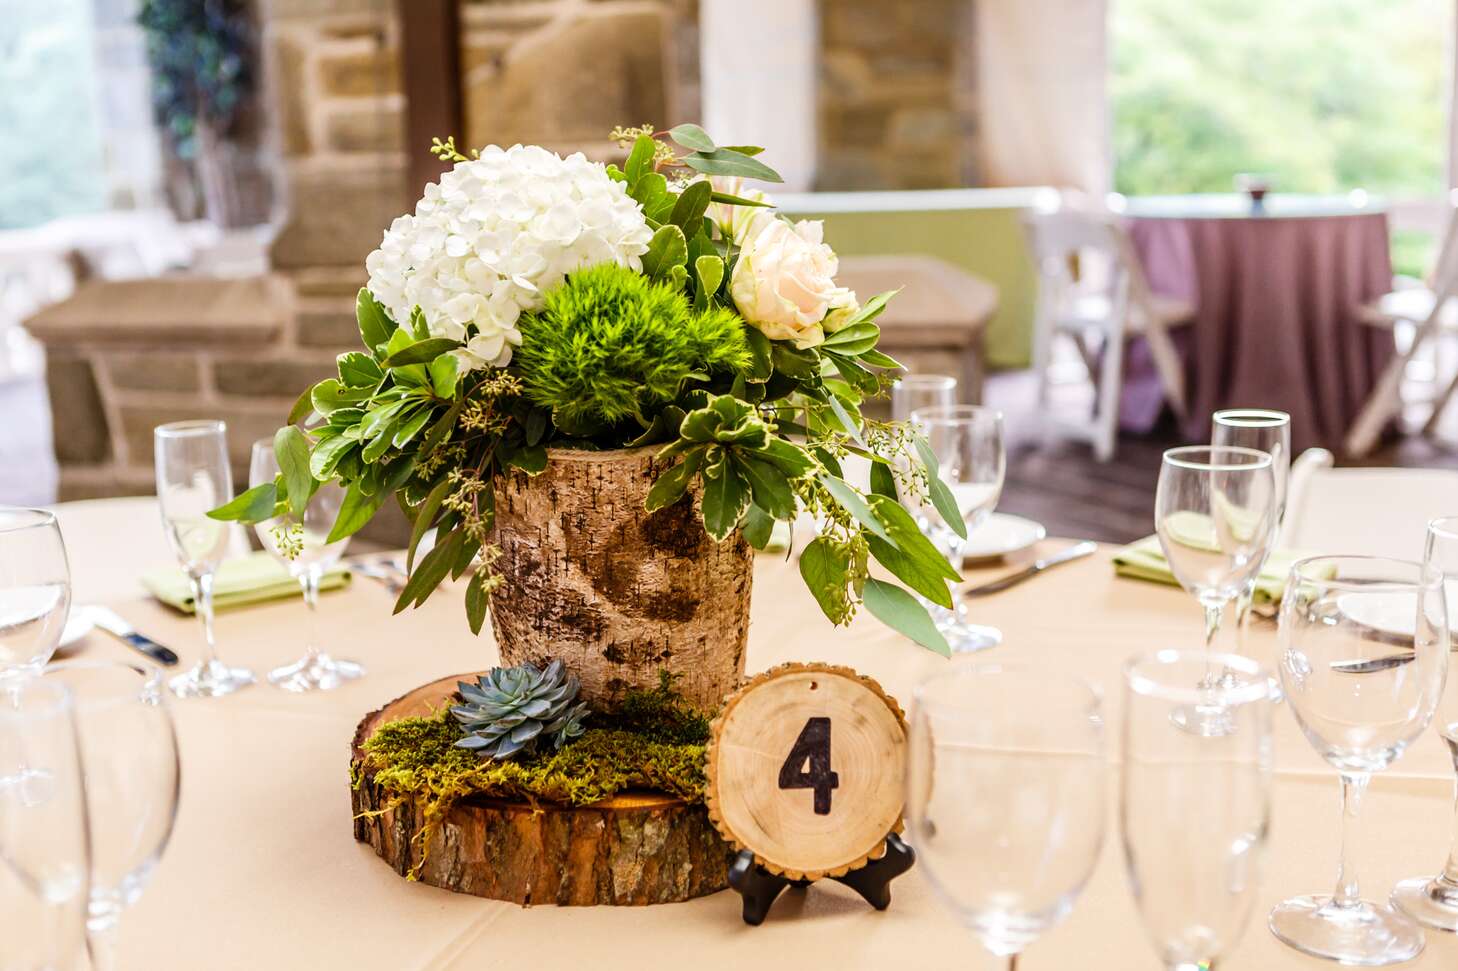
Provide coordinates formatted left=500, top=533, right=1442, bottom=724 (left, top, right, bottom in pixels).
left=1122, top=194, right=1394, bottom=451
left=55, top=498, right=1458, bottom=970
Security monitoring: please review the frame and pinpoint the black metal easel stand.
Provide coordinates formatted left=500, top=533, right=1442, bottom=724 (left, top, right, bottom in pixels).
left=726, top=833, right=915, bottom=926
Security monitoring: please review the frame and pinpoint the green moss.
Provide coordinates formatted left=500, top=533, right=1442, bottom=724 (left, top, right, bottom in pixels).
left=355, top=678, right=714, bottom=874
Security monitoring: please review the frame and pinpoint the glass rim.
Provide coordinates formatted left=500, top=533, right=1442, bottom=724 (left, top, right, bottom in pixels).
left=1161, top=444, right=1272, bottom=471
left=1290, top=553, right=1438, bottom=592
left=1124, top=649, right=1272, bottom=706
left=912, top=661, right=1103, bottom=713
left=43, top=658, right=165, bottom=711
left=1212, top=408, right=1291, bottom=429
left=1428, top=516, right=1458, bottom=543
left=0, top=506, right=58, bottom=534
left=0, top=676, right=72, bottom=721
left=154, top=419, right=227, bottom=439
left=893, top=373, right=957, bottom=390
left=909, top=404, right=1004, bottom=427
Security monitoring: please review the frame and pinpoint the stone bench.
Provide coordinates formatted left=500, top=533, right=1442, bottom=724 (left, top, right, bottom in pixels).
left=834, top=254, right=998, bottom=403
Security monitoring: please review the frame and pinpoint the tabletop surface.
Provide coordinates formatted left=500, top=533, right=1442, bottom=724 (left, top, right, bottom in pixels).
left=1119, top=192, right=1387, bottom=221
left=61, top=500, right=1458, bottom=971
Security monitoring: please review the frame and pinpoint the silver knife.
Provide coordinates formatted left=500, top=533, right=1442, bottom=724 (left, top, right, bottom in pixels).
left=962, top=541, right=1099, bottom=598
left=83, top=606, right=180, bottom=666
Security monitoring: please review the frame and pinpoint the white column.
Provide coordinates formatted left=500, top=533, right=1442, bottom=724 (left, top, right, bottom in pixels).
left=699, top=0, right=819, bottom=192
left=975, top=0, right=1111, bottom=194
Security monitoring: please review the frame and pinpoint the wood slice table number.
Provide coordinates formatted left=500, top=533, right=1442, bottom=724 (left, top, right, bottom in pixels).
left=705, top=663, right=909, bottom=882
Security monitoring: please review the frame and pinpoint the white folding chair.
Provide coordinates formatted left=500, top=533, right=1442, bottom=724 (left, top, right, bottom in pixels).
left=1346, top=200, right=1458, bottom=455
left=1279, top=447, right=1458, bottom=559
left=1022, top=205, right=1193, bottom=461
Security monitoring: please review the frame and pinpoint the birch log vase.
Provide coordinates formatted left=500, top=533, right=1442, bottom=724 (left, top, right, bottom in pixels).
left=488, top=445, right=753, bottom=714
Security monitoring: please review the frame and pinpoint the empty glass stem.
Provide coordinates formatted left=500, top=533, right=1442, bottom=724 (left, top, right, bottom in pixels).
left=190, top=572, right=218, bottom=666
left=1333, top=772, right=1370, bottom=909
left=299, top=565, right=322, bottom=660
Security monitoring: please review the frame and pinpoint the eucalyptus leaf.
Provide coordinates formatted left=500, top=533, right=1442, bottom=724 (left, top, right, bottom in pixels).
left=288, top=385, right=316, bottom=425
left=207, top=481, right=277, bottom=523
left=681, top=148, right=784, bottom=183
left=667, top=123, right=715, bottom=152
left=869, top=460, right=899, bottom=501
left=407, top=477, right=452, bottom=571
left=465, top=569, right=489, bottom=635
left=274, top=426, right=314, bottom=519
left=820, top=475, right=891, bottom=542
left=798, top=537, right=853, bottom=624
left=328, top=481, right=384, bottom=543
left=394, top=528, right=464, bottom=613
left=709, top=190, right=772, bottom=208
left=862, top=578, right=951, bottom=656
left=927, top=473, right=969, bottom=540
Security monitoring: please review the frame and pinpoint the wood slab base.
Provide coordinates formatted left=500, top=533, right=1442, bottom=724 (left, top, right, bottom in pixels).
left=350, top=673, right=732, bottom=906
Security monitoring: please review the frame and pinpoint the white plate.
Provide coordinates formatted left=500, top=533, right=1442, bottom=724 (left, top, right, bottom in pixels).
left=961, top=514, right=1047, bottom=564
left=1335, top=588, right=1458, bottom=640
left=54, top=612, right=94, bottom=655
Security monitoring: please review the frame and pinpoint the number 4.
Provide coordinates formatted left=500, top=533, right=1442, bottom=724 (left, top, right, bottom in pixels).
left=777, top=717, right=839, bottom=814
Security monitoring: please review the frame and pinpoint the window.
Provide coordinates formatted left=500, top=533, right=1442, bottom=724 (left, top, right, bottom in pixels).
left=1112, top=0, right=1450, bottom=202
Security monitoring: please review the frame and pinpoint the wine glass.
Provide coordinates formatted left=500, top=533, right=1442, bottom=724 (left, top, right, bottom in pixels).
left=0, top=507, right=71, bottom=678
left=1211, top=409, right=1291, bottom=632
left=892, top=373, right=957, bottom=422
left=1270, top=555, right=1449, bottom=965
left=154, top=420, right=255, bottom=698
left=249, top=438, right=365, bottom=691
left=0, top=678, right=91, bottom=971
left=1391, top=516, right=1458, bottom=931
left=1122, top=650, right=1274, bottom=969
left=1155, top=445, right=1276, bottom=735
left=906, top=664, right=1106, bottom=968
left=42, top=660, right=178, bottom=971
left=909, top=405, right=1005, bottom=653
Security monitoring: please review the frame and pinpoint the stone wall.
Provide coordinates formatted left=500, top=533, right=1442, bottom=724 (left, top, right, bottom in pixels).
left=460, top=0, right=700, bottom=161
left=816, top=0, right=978, bottom=190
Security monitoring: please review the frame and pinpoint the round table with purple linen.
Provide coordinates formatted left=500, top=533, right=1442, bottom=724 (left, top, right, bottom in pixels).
left=1121, top=194, right=1394, bottom=452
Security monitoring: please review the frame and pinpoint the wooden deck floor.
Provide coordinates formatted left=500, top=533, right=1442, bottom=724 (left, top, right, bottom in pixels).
left=985, top=371, right=1458, bottom=545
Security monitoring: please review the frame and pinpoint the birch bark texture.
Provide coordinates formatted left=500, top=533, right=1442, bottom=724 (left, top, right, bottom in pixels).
left=488, top=446, right=753, bottom=714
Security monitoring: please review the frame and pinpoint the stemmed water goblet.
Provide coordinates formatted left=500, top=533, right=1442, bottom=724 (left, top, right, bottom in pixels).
left=1211, top=409, right=1291, bottom=632
left=1390, top=515, right=1458, bottom=932
left=154, top=420, right=256, bottom=698
left=43, top=660, right=178, bottom=971
left=0, top=507, right=71, bottom=679
left=891, top=373, right=957, bottom=422
left=1122, top=649, right=1274, bottom=969
left=1270, top=555, right=1449, bottom=965
left=249, top=438, right=366, bottom=691
left=0, top=677, right=91, bottom=971
left=1155, top=445, right=1276, bottom=734
left=908, top=405, right=1004, bottom=653
left=906, top=663, right=1106, bottom=968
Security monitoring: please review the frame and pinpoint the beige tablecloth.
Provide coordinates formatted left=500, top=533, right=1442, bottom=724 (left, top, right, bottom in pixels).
left=68, top=527, right=1458, bottom=970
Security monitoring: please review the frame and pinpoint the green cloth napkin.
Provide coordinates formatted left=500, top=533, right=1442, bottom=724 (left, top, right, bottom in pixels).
left=1112, top=534, right=1313, bottom=605
left=142, top=551, right=351, bottom=614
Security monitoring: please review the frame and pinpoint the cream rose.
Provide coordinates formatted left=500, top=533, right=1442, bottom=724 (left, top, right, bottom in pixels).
left=729, top=217, right=841, bottom=348
left=705, top=175, right=774, bottom=243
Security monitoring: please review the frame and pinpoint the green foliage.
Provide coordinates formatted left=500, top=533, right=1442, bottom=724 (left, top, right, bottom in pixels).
left=137, top=0, right=255, bottom=160
left=209, top=124, right=964, bottom=656
left=514, top=263, right=751, bottom=437
left=1112, top=0, right=1446, bottom=197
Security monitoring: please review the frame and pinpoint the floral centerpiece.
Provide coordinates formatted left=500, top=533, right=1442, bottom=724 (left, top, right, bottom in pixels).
left=213, top=124, right=966, bottom=666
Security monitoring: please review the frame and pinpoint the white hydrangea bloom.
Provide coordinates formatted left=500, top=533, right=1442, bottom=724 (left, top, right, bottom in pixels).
left=364, top=144, right=654, bottom=370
